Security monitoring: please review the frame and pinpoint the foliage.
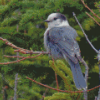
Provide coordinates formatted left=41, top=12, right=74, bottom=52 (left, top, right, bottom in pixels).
left=0, top=0, right=100, bottom=99
left=44, top=60, right=82, bottom=99
left=49, top=60, right=75, bottom=90
left=44, top=92, right=72, bottom=100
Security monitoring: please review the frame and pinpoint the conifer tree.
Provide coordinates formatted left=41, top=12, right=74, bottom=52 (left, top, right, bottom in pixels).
left=0, top=0, right=100, bottom=99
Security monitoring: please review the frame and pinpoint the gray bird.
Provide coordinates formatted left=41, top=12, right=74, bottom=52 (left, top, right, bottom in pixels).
left=44, top=13, right=87, bottom=90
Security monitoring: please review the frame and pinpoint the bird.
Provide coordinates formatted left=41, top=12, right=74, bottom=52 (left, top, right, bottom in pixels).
left=44, top=13, right=87, bottom=90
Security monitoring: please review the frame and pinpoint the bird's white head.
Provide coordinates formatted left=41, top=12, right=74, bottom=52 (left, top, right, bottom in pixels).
left=45, top=13, right=69, bottom=29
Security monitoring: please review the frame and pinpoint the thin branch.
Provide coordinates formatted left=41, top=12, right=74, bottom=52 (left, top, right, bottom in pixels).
left=81, top=0, right=100, bottom=20
left=72, top=12, right=99, bottom=53
left=86, top=12, right=100, bottom=26
left=0, top=36, right=49, bottom=64
left=14, top=50, right=49, bottom=54
left=52, top=57, right=59, bottom=92
left=73, top=12, right=89, bottom=100
left=0, top=37, right=49, bottom=65
left=26, top=76, right=100, bottom=93
left=17, top=52, right=19, bottom=60
left=73, top=11, right=100, bottom=100
left=73, top=12, right=100, bottom=100
left=4, top=53, right=42, bottom=59
left=14, top=73, right=18, bottom=100
left=0, top=57, right=26, bottom=65
left=26, top=76, right=81, bottom=93
left=0, top=37, right=49, bottom=55
left=4, top=55, right=24, bottom=58
left=0, top=53, right=42, bottom=65
left=24, top=53, right=43, bottom=59
left=0, top=37, right=26, bottom=51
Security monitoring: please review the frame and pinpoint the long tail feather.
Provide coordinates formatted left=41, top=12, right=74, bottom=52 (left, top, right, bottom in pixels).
left=64, top=55, right=87, bottom=90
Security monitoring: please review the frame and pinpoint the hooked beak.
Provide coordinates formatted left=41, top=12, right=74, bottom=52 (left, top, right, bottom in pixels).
left=44, top=20, right=50, bottom=22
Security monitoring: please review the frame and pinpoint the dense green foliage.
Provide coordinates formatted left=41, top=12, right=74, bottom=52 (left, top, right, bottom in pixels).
left=0, top=0, right=100, bottom=99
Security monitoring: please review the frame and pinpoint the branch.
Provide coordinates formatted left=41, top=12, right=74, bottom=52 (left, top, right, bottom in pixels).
left=0, top=36, right=49, bottom=64
left=14, top=73, right=18, bottom=100
left=86, top=12, right=100, bottom=26
left=0, top=53, right=42, bottom=65
left=72, top=12, right=99, bottom=53
left=26, top=76, right=100, bottom=93
left=4, top=55, right=24, bottom=58
left=52, top=57, right=59, bottom=92
left=0, top=37, right=26, bottom=51
left=26, top=76, right=81, bottom=93
left=14, top=50, right=49, bottom=54
left=0, top=37, right=49, bottom=54
left=4, top=53, right=42, bottom=59
left=73, top=12, right=100, bottom=100
left=81, top=0, right=100, bottom=20
left=0, top=57, right=26, bottom=65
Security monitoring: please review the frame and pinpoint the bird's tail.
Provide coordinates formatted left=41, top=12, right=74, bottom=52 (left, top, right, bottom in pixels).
left=66, top=57, right=87, bottom=90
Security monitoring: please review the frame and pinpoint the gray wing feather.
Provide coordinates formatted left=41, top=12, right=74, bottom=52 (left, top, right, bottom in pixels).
left=65, top=56, right=87, bottom=90
left=49, top=26, right=79, bottom=63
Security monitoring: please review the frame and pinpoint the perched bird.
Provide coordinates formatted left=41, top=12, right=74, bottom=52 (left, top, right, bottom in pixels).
left=44, top=13, right=87, bottom=90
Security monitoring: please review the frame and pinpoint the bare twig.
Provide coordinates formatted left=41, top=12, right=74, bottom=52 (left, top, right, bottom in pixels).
left=0, top=53, right=42, bottom=65
left=81, top=0, right=100, bottom=20
left=14, top=50, right=49, bottom=54
left=14, top=73, right=18, bottom=100
left=0, top=37, right=50, bottom=64
left=0, top=37, right=25, bottom=50
left=52, top=57, right=59, bottom=92
left=73, top=12, right=89, bottom=100
left=4, top=55, right=24, bottom=58
left=72, top=12, right=98, bottom=53
left=73, top=11, right=100, bottom=100
left=0, top=57, right=26, bottom=65
left=26, top=76, right=100, bottom=93
left=0, top=37, right=49, bottom=55
left=97, top=50, right=100, bottom=99
left=86, top=12, right=100, bottom=26
left=4, top=53, right=42, bottom=59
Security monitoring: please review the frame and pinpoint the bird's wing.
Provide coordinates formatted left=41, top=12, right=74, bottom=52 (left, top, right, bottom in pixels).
left=49, top=26, right=79, bottom=63
left=49, top=26, right=87, bottom=90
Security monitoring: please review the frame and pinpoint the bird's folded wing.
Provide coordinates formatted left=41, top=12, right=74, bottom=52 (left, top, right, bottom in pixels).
left=49, top=26, right=79, bottom=63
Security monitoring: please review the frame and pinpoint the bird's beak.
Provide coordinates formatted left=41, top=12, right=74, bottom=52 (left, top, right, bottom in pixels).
left=44, top=20, right=50, bottom=22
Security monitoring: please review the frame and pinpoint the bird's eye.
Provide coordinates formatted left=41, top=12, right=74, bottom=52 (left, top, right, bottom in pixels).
left=54, top=18, right=57, bottom=20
